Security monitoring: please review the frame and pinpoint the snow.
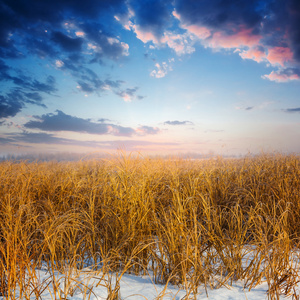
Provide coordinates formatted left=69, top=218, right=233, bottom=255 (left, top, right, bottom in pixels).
left=2, top=266, right=299, bottom=300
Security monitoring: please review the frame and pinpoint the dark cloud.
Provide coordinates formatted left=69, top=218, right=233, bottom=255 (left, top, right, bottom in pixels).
left=282, top=108, right=300, bottom=113
left=245, top=106, right=254, bottom=111
left=2, top=0, right=126, bottom=28
left=0, top=60, right=57, bottom=94
left=81, top=22, right=129, bottom=62
left=164, top=120, right=194, bottom=126
left=129, top=0, right=172, bottom=37
left=52, top=31, right=83, bottom=52
left=0, top=2, right=21, bottom=48
left=0, top=61, right=55, bottom=118
left=0, top=94, right=23, bottom=118
left=0, top=89, right=46, bottom=119
left=289, top=0, right=300, bottom=61
left=115, top=87, right=145, bottom=101
left=76, top=68, right=108, bottom=93
left=75, top=67, right=125, bottom=95
left=74, top=71, right=143, bottom=99
left=175, top=0, right=265, bottom=32
left=0, top=0, right=131, bottom=112
left=26, top=37, right=58, bottom=58
left=23, top=110, right=158, bottom=137
left=77, top=81, right=95, bottom=93
left=30, top=76, right=57, bottom=94
left=24, top=92, right=43, bottom=103
left=24, top=110, right=113, bottom=134
left=115, top=87, right=138, bottom=97
left=0, top=136, right=14, bottom=144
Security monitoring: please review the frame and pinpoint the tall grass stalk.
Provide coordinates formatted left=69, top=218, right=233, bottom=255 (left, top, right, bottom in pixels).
left=0, top=153, right=299, bottom=299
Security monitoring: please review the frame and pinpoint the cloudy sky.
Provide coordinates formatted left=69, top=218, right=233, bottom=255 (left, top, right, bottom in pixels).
left=1, top=0, right=300, bottom=157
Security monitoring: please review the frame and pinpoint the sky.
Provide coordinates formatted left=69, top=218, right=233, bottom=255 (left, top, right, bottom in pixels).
left=0, top=0, right=300, bottom=157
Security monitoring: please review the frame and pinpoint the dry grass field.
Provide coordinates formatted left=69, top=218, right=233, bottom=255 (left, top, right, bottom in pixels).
left=0, top=153, right=300, bottom=299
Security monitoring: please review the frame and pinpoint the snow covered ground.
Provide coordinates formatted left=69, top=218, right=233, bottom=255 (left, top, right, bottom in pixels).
left=2, top=266, right=299, bottom=300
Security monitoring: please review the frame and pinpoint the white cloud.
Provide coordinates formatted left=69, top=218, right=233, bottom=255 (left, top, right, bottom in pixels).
left=150, top=61, right=173, bottom=78
left=55, top=60, right=64, bottom=68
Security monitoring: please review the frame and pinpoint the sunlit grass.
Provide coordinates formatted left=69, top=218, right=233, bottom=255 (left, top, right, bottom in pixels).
left=0, top=152, right=300, bottom=299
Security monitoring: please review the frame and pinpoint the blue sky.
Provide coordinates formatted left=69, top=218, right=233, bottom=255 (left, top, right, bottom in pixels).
left=0, top=0, right=300, bottom=157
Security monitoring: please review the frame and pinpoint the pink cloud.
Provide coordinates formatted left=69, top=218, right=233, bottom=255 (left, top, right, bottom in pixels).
left=239, top=46, right=266, bottom=63
left=183, top=25, right=211, bottom=40
left=135, top=126, right=160, bottom=136
left=262, top=70, right=300, bottom=82
left=121, top=94, right=132, bottom=102
left=266, top=47, right=293, bottom=67
left=172, top=10, right=211, bottom=42
left=75, top=31, right=85, bottom=37
left=172, top=10, right=181, bottom=20
left=132, top=25, right=159, bottom=44
left=207, top=28, right=261, bottom=49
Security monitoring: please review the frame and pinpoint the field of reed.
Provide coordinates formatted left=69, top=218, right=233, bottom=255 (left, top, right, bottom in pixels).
left=0, top=153, right=300, bottom=299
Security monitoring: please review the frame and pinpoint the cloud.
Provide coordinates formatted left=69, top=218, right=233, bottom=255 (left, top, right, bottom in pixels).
left=73, top=67, right=144, bottom=100
left=116, top=0, right=300, bottom=81
left=128, top=0, right=172, bottom=41
left=23, top=110, right=160, bottom=137
left=0, top=93, right=23, bottom=119
left=161, top=31, right=195, bottom=55
left=239, top=46, right=266, bottom=63
left=262, top=69, right=300, bottom=82
left=24, top=110, right=133, bottom=136
left=0, top=0, right=133, bottom=118
left=164, top=120, right=194, bottom=125
left=0, top=0, right=127, bottom=60
left=150, top=60, right=173, bottom=78
left=173, top=0, right=300, bottom=81
left=266, top=47, right=294, bottom=67
left=245, top=106, right=254, bottom=111
left=0, top=136, right=14, bottom=144
left=235, top=106, right=254, bottom=111
left=0, top=59, right=57, bottom=118
left=52, top=31, right=83, bottom=52
left=73, top=67, right=123, bottom=94
left=82, top=22, right=130, bottom=61
left=0, top=59, right=57, bottom=95
left=115, top=87, right=144, bottom=102
left=31, top=76, right=57, bottom=94
left=0, top=89, right=46, bottom=119
left=136, top=126, right=160, bottom=135
left=207, top=28, right=261, bottom=49
left=282, top=107, right=300, bottom=113
left=175, top=0, right=263, bottom=30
